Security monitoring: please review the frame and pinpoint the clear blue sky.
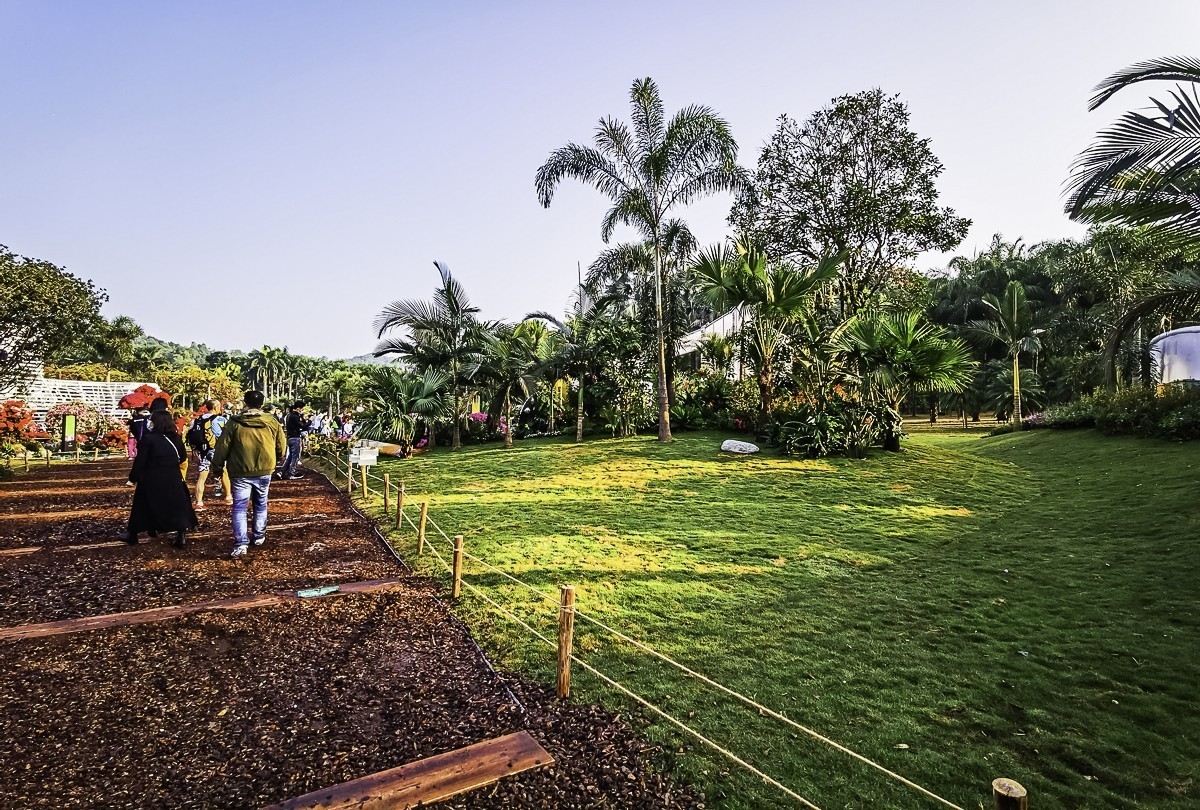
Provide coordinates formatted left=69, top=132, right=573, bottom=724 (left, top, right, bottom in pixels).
left=3, top=1, right=1199, bottom=359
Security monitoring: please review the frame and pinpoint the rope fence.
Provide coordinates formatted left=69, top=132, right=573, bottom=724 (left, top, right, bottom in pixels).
left=305, top=444, right=1015, bottom=810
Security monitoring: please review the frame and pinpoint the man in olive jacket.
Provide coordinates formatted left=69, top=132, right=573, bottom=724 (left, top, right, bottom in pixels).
left=211, top=390, right=287, bottom=558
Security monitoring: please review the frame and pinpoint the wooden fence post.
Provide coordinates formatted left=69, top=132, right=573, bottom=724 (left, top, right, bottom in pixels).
left=360, top=465, right=369, bottom=499
left=396, top=482, right=406, bottom=531
left=417, top=501, right=428, bottom=555
left=452, top=534, right=464, bottom=598
left=92, top=446, right=98, bottom=462
left=24, top=450, right=30, bottom=472
left=345, top=457, right=353, bottom=493
left=46, top=448, right=51, bottom=468
left=383, top=473, right=390, bottom=514
left=992, top=778, right=1027, bottom=810
left=75, top=443, right=80, bottom=462
left=557, top=585, right=576, bottom=700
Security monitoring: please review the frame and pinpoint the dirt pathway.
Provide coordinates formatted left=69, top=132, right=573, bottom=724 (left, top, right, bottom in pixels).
left=0, top=461, right=700, bottom=808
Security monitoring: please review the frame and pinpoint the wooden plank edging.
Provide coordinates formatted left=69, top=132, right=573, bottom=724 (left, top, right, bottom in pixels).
left=0, top=578, right=406, bottom=642
left=261, top=731, right=553, bottom=810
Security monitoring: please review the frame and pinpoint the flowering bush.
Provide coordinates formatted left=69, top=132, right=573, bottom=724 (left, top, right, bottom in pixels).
left=119, top=385, right=169, bottom=411
left=45, top=402, right=103, bottom=438
left=0, top=400, right=35, bottom=444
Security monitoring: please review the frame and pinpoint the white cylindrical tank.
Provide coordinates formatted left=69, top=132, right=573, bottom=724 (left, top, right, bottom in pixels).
left=1149, top=325, right=1200, bottom=384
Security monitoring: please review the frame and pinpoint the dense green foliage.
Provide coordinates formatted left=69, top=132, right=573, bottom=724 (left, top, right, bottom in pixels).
left=0, top=245, right=106, bottom=389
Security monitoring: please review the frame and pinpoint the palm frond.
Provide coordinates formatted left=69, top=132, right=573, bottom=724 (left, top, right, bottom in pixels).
left=1089, top=55, right=1200, bottom=110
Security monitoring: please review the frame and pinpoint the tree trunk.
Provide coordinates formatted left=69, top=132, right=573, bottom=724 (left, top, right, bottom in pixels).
left=452, top=388, right=462, bottom=449
left=575, top=376, right=584, bottom=443
left=653, top=237, right=672, bottom=442
left=1012, top=353, right=1023, bottom=428
left=503, top=391, right=513, bottom=449
left=883, top=398, right=902, bottom=452
left=961, top=406, right=968, bottom=430
left=548, top=381, right=556, bottom=432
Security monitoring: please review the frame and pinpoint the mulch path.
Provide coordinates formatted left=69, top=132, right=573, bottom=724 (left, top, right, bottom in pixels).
left=0, top=461, right=703, bottom=808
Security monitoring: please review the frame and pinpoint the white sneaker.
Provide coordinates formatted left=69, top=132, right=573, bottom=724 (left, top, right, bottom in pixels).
left=252, top=536, right=265, bottom=547
left=230, top=544, right=248, bottom=559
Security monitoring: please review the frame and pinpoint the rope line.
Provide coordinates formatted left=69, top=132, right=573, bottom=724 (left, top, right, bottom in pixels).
left=459, top=550, right=559, bottom=603
left=571, top=613, right=963, bottom=809
left=459, top=580, right=821, bottom=810
left=424, top=513, right=454, bottom=543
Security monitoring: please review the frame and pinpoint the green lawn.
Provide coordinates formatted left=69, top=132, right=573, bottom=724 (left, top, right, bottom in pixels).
left=355, top=429, right=1199, bottom=809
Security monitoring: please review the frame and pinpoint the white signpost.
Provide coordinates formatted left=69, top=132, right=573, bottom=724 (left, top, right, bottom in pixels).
left=349, top=445, right=379, bottom=466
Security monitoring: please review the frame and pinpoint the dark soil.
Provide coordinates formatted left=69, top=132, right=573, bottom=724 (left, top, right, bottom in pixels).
left=0, top=461, right=702, bottom=808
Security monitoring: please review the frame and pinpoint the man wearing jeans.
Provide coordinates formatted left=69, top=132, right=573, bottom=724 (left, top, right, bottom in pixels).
left=210, top=390, right=287, bottom=559
left=280, top=400, right=309, bottom=480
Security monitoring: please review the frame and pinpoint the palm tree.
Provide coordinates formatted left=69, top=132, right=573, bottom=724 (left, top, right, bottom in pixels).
left=374, top=261, right=484, bottom=450
left=842, top=312, right=977, bottom=450
left=968, top=280, right=1048, bottom=426
left=356, top=366, right=449, bottom=456
left=536, top=77, right=747, bottom=442
left=1066, top=56, right=1200, bottom=246
left=513, top=319, right=564, bottom=432
left=697, top=332, right=735, bottom=377
left=693, top=242, right=844, bottom=421
left=528, top=288, right=612, bottom=443
left=474, top=325, right=538, bottom=449
left=93, top=316, right=143, bottom=382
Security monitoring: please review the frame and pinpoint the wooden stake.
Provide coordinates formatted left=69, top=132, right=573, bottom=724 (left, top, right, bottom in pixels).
left=383, top=473, right=390, bottom=514
left=24, top=450, right=30, bottom=472
left=75, top=443, right=80, bottom=462
left=417, top=501, right=428, bottom=555
left=46, top=449, right=51, bottom=468
left=396, top=482, right=406, bottom=531
left=557, top=584, right=576, bottom=700
left=992, top=778, right=1028, bottom=810
left=346, top=458, right=353, bottom=493
left=360, top=465, right=368, bottom=499
left=93, top=446, right=98, bottom=462
left=452, top=534, right=464, bottom=598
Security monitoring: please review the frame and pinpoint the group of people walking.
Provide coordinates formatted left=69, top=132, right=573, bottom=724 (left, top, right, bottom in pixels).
left=124, top=391, right=319, bottom=559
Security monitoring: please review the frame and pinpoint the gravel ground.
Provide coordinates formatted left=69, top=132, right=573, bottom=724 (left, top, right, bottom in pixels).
left=0, top=462, right=702, bottom=808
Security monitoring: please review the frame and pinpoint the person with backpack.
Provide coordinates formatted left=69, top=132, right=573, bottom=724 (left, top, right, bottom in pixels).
left=210, top=390, right=287, bottom=559
left=187, top=399, right=231, bottom=510
left=280, top=400, right=310, bottom=479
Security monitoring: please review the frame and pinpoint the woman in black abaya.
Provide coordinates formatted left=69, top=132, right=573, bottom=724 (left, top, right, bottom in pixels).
left=126, top=410, right=198, bottom=548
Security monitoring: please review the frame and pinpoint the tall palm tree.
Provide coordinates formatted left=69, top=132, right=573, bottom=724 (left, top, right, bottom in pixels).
left=968, top=280, right=1048, bottom=426
left=842, top=312, right=977, bottom=450
left=474, top=325, right=538, bottom=449
left=1066, top=56, right=1200, bottom=246
left=528, top=288, right=612, bottom=443
left=693, top=242, right=844, bottom=421
left=373, top=261, right=484, bottom=450
left=536, top=77, right=747, bottom=442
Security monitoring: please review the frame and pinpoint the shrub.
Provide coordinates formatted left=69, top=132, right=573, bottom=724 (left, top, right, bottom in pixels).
left=0, top=400, right=35, bottom=444
left=1036, top=383, right=1200, bottom=441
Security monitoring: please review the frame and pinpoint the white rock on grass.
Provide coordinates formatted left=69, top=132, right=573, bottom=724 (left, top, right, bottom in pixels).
left=720, top=439, right=760, bottom=454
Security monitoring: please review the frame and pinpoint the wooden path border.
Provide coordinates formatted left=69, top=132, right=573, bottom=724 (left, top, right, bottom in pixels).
left=0, top=578, right=406, bottom=642
left=261, top=731, right=553, bottom=810
left=0, top=517, right=361, bottom=558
